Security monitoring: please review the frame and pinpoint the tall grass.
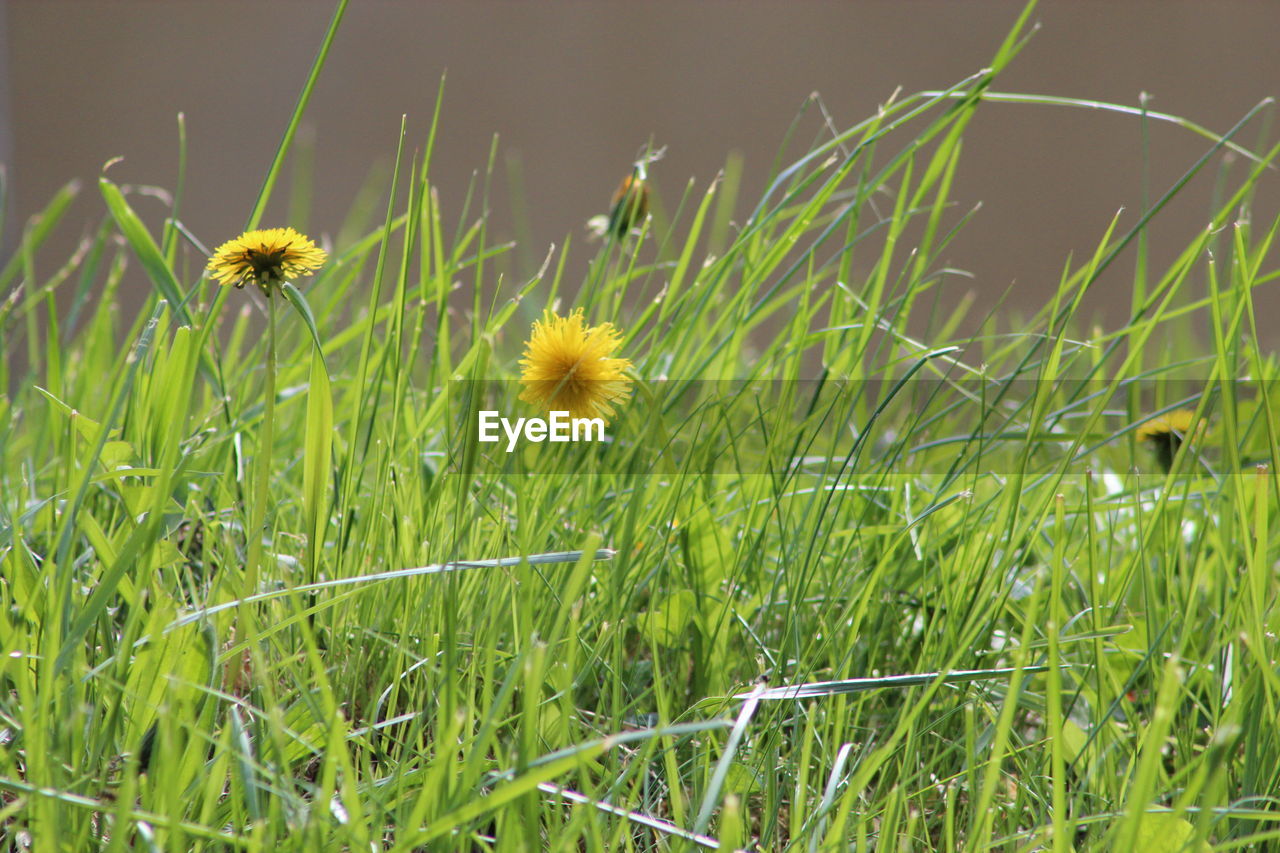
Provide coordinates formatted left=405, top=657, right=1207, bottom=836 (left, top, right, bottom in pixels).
left=3, top=2, right=1280, bottom=849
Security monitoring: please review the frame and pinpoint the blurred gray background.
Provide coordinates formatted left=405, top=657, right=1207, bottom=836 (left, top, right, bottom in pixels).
left=3, top=0, right=1279, bottom=338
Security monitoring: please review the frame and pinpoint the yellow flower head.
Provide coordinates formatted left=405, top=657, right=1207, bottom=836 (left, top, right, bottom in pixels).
left=1137, top=408, right=1203, bottom=473
left=518, top=309, right=633, bottom=422
left=206, top=227, right=327, bottom=295
left=1136, top=409, right=1198, bottom=442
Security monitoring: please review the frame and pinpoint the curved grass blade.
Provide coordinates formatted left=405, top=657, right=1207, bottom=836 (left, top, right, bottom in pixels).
left=0, top=178, right=78, bottom=293
left=280, top=281, right=328, bottom=368
left=243, top=0, right=350, bottom=230
left=302, top=344, right=333, bottom=582
left=99, top=177, right=192, bottom=324
left=166, top=549, right=616, bottom=632
left=693, top=683, right=765, bottom=836
left=735, top=666, right=1049, bottom=701
left=539, top=782, right=741, bottom=851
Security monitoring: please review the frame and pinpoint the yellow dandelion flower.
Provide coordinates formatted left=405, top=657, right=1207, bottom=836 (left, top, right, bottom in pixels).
left=1136, top=409, right=1197, bottom=442
left=518, top=309, right=633, bottom=422
left=206, top=227, right=327, bottom=295
left=1137, top=409, right=1202, bottom=473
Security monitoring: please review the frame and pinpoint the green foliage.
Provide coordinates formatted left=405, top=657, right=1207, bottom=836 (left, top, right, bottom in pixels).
left=4, top=2, right=1280, bottom=849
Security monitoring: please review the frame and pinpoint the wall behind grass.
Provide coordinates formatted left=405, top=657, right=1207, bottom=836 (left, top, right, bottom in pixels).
left=5, top=0, right=1279, bottom=340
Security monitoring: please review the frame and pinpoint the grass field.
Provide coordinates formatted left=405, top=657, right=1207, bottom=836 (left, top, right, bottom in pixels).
left=4, top=2, right=1280, bottom=850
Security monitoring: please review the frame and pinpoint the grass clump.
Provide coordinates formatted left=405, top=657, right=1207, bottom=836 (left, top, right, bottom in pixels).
left=3, top=2, right=1280, bottom=850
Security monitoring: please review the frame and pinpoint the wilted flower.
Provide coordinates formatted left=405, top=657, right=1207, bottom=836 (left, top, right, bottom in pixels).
left=606, top=173, right=650, bottom=238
